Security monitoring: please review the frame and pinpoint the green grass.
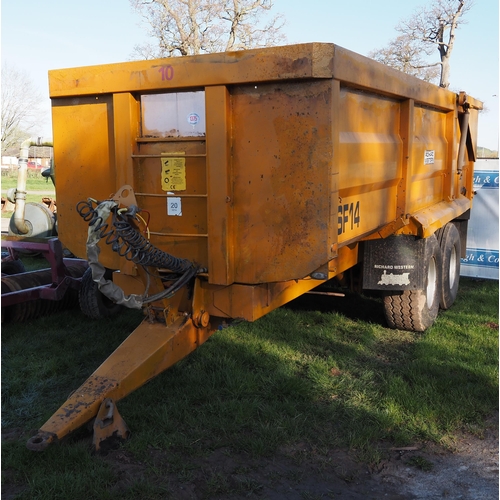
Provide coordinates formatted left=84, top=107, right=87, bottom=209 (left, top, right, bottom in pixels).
left=1, top=170, right=55, bottom=192
left=1, top=277, right=498, bottom=499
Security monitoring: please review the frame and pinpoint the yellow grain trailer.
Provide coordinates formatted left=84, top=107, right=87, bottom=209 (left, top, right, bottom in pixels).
left=27, top=43, right=482, bottom=451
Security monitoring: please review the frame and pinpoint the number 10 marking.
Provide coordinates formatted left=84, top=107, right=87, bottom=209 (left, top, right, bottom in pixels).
left=159, top=65, right=174, bottom=81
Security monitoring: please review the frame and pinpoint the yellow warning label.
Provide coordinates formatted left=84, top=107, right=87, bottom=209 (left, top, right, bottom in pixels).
left=161, top=154, right=186, bottom=191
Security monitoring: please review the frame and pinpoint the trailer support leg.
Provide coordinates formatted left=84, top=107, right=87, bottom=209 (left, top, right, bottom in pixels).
left=93, top=398, right=130, bottom=453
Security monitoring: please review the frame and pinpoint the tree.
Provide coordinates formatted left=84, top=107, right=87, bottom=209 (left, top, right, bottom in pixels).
left=369, top=0, right=473, bottom=88
left=130, top=0, right=286, bottom=59
left=1, top=63, right=45, bottom=155
left=369, top=35, right=440, bottom=83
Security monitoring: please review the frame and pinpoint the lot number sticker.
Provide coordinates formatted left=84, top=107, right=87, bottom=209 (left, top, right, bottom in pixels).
left=167, top=197, right=182, bottom=216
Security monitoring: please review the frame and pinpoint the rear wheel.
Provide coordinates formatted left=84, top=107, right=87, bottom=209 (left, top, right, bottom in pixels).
left=79, top=267, right=123, bottom=319
left=383, top=234, right=442, bottom=332
left=436, top=223, right=461, bottom=310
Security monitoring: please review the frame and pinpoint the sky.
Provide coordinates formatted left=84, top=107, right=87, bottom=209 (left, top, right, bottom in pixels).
left=2, top=0, right=499, bottom=150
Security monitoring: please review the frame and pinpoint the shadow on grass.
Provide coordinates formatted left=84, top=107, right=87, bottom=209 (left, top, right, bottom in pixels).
left=1, top=278, right=497, bottom=498
left=285, top=286, right=387, bottom=326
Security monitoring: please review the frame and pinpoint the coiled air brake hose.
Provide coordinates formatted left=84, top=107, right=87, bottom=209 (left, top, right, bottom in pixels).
left=76, top=198, right=200, bottom=308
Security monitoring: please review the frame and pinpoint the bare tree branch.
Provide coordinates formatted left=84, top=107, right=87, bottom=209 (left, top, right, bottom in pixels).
left=396, top=0, right=473, bottom=87
left=130, top=0, right=285, bottom=59
left=369, top=0, right=473, bottom=88
left=1, top=64, right=45, bottom=155
left=223, top=0, right=285, bottom=51
left=369, top=35, right=441, bottom=83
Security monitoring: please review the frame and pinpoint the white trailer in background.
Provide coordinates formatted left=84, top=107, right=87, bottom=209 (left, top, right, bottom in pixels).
left=460, top=158, right=499, bottom=280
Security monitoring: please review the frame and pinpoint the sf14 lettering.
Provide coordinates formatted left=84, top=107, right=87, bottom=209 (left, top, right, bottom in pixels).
left=338, top=201, right=360, bottom=235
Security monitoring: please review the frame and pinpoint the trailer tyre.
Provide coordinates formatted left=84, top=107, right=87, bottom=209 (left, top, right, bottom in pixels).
left=436, top=223, right=461, bottom=310
left=1, top=258, right=26, bottom=275
left=383, top=234, right=442, bottom=332
left=79, top=267, right=123, bottom=319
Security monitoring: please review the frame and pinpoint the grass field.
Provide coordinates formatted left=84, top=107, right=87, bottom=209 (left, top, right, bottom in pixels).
left=1, top=170, right=54, bottom=191
left=1, top=271, right=498, bottom=499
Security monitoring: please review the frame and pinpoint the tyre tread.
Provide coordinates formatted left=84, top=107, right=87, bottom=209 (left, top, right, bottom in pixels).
left=79, top=267, right=123, bottom=319
left=382, top=235, right=441, bottom=332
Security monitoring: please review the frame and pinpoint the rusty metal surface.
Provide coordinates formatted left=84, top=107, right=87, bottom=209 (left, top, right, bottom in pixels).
left=49, top=44, right=335, bottom=98
left=231, top=80, right=333, bottom=283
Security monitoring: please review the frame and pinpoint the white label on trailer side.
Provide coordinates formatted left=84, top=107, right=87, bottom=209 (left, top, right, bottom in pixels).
left=167, top=197, right=182, bottom=216
left=424, top=150, right=435, bottom=165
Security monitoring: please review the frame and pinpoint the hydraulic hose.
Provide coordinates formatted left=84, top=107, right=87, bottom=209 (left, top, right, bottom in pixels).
left=76, top=199, right=194, bottom=273
left=76, top=198, right=199, bottom=309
